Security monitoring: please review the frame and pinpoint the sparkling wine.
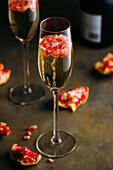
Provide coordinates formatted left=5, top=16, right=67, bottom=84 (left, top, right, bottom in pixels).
left=8, top=0, right=45, bottom=106
left=38, top=34, right=73, bottom=90
left=8, top=0, right=39, bottom=42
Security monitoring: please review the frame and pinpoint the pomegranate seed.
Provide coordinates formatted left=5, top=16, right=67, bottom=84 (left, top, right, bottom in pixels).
left=0, top=127, right=3, bottom=130
left=24, top=135, right=30, bottom=140
left=6, top=126, right=10, bottom=130
left=27, top=131, right=32, bottom=136
left=23, top=147, right=30, bottom=152
left=30, top=157, right=34, bottom=163
left=24, top=158, right=29, bottom=163
left=48, top=158, right=54, bottom=163
left=23, top=147, right=29, bottom=150
left=27, top=125, right=38, bottom=130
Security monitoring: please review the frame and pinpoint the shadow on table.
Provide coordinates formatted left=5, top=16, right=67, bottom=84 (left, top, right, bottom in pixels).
left=89, top=68, right=112, bottom=82
left=42, top=98, right=53, bottom=112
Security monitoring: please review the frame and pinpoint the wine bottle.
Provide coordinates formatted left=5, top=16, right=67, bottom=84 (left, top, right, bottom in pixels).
left=80, top=0, right=113, bottom=47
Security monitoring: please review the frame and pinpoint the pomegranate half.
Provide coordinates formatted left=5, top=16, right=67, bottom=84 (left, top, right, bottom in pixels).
left=10, top=144, right=41, bottom=165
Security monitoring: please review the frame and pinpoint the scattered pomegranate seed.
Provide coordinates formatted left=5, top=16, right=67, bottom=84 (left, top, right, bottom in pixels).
left=27, top=125, right=38, bottom=131
left=27, top=131, right=32, bottom=136
left=23, top=125, right=38, bottom=140
left=24, top=135, right=30, bottom=140
left=48, top=158, right=54, bottom=163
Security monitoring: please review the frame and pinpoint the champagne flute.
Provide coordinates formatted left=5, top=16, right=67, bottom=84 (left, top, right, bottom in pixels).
left=36, top=17, right=76, bottom=157
left=8, top=0, right=45, bottom=105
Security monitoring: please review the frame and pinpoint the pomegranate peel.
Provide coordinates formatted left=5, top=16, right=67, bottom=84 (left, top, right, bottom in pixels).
left=58, top=87, right=89, bottom=112
left=0, top=63, right=4, bottom=70
left=0, top=122, right=7, bottom=126
left=95, top=53, right=113, bottom=75
left=10, top=144, right=42, bottom=165
left=0, top=63, right=11, bottom=85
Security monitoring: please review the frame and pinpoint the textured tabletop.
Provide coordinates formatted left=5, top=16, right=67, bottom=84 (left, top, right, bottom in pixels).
left=1, top=0, right=113, bottom=170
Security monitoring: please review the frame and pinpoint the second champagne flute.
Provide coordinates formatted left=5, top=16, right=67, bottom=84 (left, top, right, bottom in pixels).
left=8, top=0, right=45, bottom=105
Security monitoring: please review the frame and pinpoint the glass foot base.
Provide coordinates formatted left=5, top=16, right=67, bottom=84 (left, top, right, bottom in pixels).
left=36, top=131, right=76, bottom=158
left=9, top=83, right=45, bottom=105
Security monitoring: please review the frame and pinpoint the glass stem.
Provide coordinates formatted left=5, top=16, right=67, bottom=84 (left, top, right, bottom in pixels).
left=23, top=43, right=32, bottom=94
left=51, top=91, right=62, bottom=144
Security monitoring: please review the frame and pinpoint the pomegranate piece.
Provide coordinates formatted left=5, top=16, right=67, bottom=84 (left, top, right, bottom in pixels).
left=0, top=122, right=11, bottom=136
left=0, top=63, right=11, bottom=85
left=58, top=87, right=89, bottom=112
left=27, top=125, right=37, bottom=130
left=10, top=144, right=42, bottom=165
left=95, top=53, right=113, bottom=75
left=0, top=63, right=4, bottom=70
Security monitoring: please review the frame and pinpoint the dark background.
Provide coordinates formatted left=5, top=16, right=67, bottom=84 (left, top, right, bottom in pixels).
left=0, top=0, right=80, bottom=42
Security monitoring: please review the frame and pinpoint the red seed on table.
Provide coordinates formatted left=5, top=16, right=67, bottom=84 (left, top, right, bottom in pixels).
left=48, top=158, right=54, bottom=163
left=27, top=131, right=32, bottom=136
left=27, top=125, right=38, bottom=130
left=24, top=135, right=30, bottom=140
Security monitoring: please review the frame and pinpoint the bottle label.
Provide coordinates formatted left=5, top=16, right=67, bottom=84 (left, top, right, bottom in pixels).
left=80, top=11, right=102, bottom=43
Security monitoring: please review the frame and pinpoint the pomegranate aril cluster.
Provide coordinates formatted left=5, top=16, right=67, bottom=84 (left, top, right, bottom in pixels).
left=39, top=34, right=70, bottom=57
left=21, top=147, right=39, bottom=163
left=8, top=0, right=38, bottom=12
left=0, top=122, right=11, bottom=136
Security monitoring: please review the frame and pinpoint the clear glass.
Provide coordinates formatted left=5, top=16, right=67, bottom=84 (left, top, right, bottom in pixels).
left=8, top=0, right=45, bottom=105
left=36, top=17, right=76, bottom=157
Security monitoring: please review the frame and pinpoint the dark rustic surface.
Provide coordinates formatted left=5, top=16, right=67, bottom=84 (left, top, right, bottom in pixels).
left=1, top=0, right=113, bottom=170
